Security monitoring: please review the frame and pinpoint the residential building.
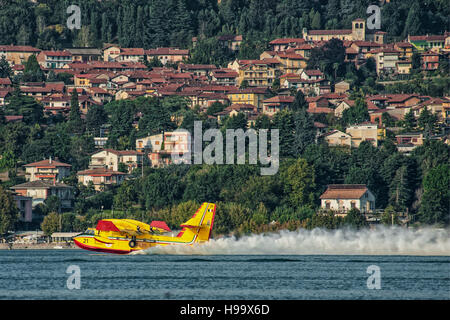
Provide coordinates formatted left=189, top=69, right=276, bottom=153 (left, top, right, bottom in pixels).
left=179, top=64, right=217, bottom=77
left=334, top=99, right=355, bottom=118
left=421, top=51, right=440, bottom=71
left=408, top=34, right=447, bottom=52
left=136, top=132, right=191, bottom=167
left=89, top=149, right=144, bottom=173
left=275, top=52, right=307, bottom=74
left=215, top=103, right=259, bottom=127
left=262, top=95, right=294, bottom=116
left=396, top=132, right=424, bottom=154
left=119, top=48, right=145, bottom=63
left=145, top=48, right=189, bottom=65
left=229, top=59, right=279, bottom=87
left=0, top=45, right=41, bottom=65
left=303, top=18, right=385, bottom=44
left=394, top=42, right=414, bottom=59
left=217, top=35, right=243, bottom=51
left=102, top=44, right=121, bottom=62
left=346, top=123, right=379, bottom=147
left=37, top=50, right=72, bottom=69
left=66, top=47, right=101, bottom=62
left=227, top=87, right=269, bottom=111
left=334, top=81, right=351, bottom=94
left=23, top=158, right=72, bottom=183
left=371, top=48, right=400, bottom=75
left=322, top=130, right=352, bottom=147
left=268, top=38, right=305, bottom=52
left=77, top=168, right=126, bottom=191
left=10, top=180, right=74, bottom=209
left=320, top=184, right=376, bottom=214
left=14, top=193, right=33, bottom=223
left=396, top=59, right=412, bottom=75
left=210, top=68, right=239, bottom=86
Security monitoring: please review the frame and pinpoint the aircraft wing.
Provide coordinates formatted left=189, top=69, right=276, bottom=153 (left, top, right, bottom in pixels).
left=96, top=219, right=171, bottom=235
left=96, top=219, right=151, bottom=236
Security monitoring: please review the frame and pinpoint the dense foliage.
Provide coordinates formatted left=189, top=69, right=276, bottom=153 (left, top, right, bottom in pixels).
left=0, top=0, right=448, bottom=55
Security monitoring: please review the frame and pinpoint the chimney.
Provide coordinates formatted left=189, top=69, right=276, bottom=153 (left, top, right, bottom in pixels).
left=49, top=156, right=52, bottom=164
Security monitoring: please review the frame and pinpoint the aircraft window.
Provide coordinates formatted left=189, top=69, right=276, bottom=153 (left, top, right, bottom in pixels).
left=85, top=229, right=95, bottom=235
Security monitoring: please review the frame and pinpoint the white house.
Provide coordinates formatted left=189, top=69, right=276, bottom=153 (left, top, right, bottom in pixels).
left=320, top=184, right=376, bottom=214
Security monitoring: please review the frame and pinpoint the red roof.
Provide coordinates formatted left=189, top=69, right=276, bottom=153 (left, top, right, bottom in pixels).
left=270, top=38, right=305, bottom=45
left=320, top=184, right=369, bottom=199
left=308, top=29, right=352, bottom=35
left=120, top=48, right=145, bottom=56
left=263, top=96, right=295, bottom=103
left=42, top=50, right=72, bottom=57
left=77, top=167, right=126, bottom=176
left=0, top=45, right=40, bottom=53
left=24, top=158, right=71, bottom=168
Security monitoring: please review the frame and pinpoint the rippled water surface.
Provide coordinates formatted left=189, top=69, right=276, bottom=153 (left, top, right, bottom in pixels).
left=0, top=250, right=448, bottom=300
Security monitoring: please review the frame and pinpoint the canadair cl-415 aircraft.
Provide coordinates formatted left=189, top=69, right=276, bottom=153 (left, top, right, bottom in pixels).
left=73, top=203, right=216, bottom=254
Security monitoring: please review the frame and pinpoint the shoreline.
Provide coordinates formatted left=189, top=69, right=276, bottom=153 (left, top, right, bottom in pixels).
left=0, top=243, right=79, bottom=250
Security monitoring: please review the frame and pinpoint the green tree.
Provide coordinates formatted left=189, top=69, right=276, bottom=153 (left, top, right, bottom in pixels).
left=86, top=105, right=108, bottom=134
left=403, top=109, right=416, bottom=131
left=418, top=164, right=450, bottom=225
left=23, top=54, right=45, bottom=82
left=417, top=107, right=438, bottom=136
left=68, top=90, right=84, bottom=135
left=281, top=158, right=316, bottom=209
left=41, top=212, right=60, bottom=237
left=381, top=205, right=400, bottom=225
left=0, top=55, right=12, bottom=78
left=292, top=108, right=316, bottom=156
left=343, top=208, right=368, bottom=229
left=291, top=90, right=307, bottom=111
left=0, top=186, right=19, bottom=236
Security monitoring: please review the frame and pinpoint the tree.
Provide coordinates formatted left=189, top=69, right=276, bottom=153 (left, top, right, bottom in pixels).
left=68, top=90, right=84, bottom=135
left=381, top=205, right=400, bottom=225
left=222, top=112, right=248, bottom=130
left=206, top=102, right=227, bottom=116
left=5, top=89, right=44, bottom=124
left=341, top=96, right=369, bottom=125
left=0, top=56, right=12, bottom=78
left=403, top=109, right=416, bottom=131
left=418, top=164, right=450, bottom=225
left=307, top=38, right=346, bottom=81
left=417, top=107, right=438, bottom=136
left=343, top=208, right=368, bottom=229
left=41, top=212, right=60, bottom=237
left=292, top=108, right=316, bottom=156
left=22, top=55, right=45, bottom=82
left=281, top=158, right=316, bottom=209
left=291, top=90, right=307, bottom=111
left=272, top=110, right=295, bottom=157
left=86, top=105, right=107, bottom=134
left=0, top=186, right=19, bottom=237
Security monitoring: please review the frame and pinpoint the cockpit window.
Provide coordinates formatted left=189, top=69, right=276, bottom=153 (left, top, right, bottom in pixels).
left=84, top=229, right=95, bottom=235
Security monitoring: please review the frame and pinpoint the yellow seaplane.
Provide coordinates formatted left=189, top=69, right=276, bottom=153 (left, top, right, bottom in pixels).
left=73, top=203, right=216, bottom=254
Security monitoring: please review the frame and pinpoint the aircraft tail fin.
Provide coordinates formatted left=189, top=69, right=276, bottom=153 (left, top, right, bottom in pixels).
left=177, top=203, right=216, bottom=243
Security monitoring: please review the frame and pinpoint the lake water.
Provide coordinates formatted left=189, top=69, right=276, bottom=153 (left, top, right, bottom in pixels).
left=0, top=250, right=448, bottom=300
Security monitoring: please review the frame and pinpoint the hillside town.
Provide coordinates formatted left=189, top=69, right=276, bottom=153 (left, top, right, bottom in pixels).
left=0, top=11, right=449, bottom=243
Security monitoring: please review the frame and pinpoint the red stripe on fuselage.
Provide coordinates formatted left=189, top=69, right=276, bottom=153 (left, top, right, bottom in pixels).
left=73, top=238, right=132, bottom=254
